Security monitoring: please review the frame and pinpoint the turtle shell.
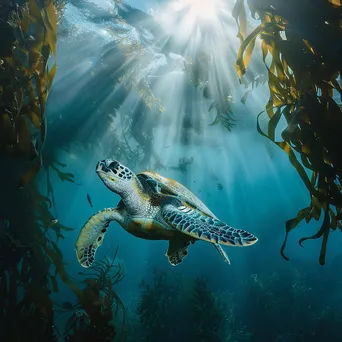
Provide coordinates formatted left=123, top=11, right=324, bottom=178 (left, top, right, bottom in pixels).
left=137, top=171, right=217, bottom=219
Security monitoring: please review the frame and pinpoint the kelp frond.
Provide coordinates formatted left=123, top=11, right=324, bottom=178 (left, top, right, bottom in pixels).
left=0, top=0, right=58, bottom=187
left=233, top=0, right=342, bottom=264
left=62, top=247, right=127, bottom=341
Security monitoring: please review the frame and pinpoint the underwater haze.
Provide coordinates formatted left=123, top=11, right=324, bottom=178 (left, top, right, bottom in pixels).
left=2, top=0, right=342, bottom=341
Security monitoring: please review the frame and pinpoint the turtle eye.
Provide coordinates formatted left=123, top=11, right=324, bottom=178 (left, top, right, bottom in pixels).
left=108, top=161, right=120, bottom=171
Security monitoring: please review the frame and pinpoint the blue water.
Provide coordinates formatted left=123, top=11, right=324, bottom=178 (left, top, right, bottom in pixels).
left=42, top=0, right=342, bottom=340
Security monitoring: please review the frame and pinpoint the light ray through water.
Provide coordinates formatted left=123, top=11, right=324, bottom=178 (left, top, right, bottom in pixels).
left=45, top=0, right=326, bottom=280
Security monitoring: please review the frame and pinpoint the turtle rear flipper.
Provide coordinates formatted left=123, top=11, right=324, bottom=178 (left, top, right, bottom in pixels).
left=214, top=244, right=231, bottom=264
left=75, top=208, right=121, bottom=268
left=162, top=203, right=258, bottom=247
left=166, top=238, right=193, bottom=266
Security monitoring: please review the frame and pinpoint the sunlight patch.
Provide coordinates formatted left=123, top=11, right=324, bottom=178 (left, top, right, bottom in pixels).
left=181, top=0, right=221, bottom=21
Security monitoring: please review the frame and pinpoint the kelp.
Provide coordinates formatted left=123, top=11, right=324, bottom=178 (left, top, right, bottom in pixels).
left=0, top=177, right=77, bottom=341
left=137, top=270, right=183, bottom=342
left=134, top=271, right=226, bottom=342
left=0, top=159, right=126, bottom=341
left=0, top=0, right=58, bottom=187
left=189, top=276, right=226, bottom=342
left=0, top=2, right=127, bottom=341
left=228, top=267, right=342, bottom=341
left=60, top=251, right=127, bottom=341
left=184, top=53, right=236, bottom=131
left=233, top=0, right=342, bottom=264
left=0, top=2, right=79, bottom=339
left=0, top=8, right=76, bottom=329
left=169, top=156, right=195, bottom=173
left=54, top=0, right=69, bottom=22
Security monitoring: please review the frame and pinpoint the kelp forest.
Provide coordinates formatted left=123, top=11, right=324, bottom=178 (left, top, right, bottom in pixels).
left=0, top=0, right=342, bottom=341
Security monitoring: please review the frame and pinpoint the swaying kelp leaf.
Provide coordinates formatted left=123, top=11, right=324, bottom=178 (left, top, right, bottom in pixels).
left=319, top=228, right=330, bottom=265
left=17, top=115, right=31, bottom=152
left=240, top=89, right=252, bottom=104
left=329, top=0, right=341, bottom=5
left=298, top=209, right=331, bottom=266
left=27, top=112, right=41, bottom=129
left=18, top=163, right=42, bottom=187
left=257, top=111, right=315, bottom=195
left=236, top=1, right=342, bottom=264
left=298, top=210, right=329, bottom=248
left=41, top=2, right=57, bottom=56
left=267, top=106, right=282, bottom=141
left=209, top=112, right=221, bottom=126
left=59, top=224, right=74, bottom=231
left=29, top=0, right=43, bottom=20
left=232, top=0, right=247, bottom=42
left=50, top=164, right=76, bottom=183
left=50, top=274, right=59, bottom=292
left=236, top=23, right=275, bottom=79
left=208, top=101, right=216, bottom=112
left=2, top=0, right=58, bottom=187
left=280, top=206, right=311, bottom=261
left=0, top=113, right=16, bottom=144
left=47, top=63, right=56, bottom=88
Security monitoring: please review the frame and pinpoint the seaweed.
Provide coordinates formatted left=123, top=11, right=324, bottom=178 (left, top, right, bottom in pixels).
left=169, top=156, right=195, bottom=173
left=0, top=179, right=76, bottom=341
left=132, top=267, right=342, bottom=342
left=136, top=270, right=183, bottom=342
left=0, top=3, right=126, bottom=342
left=188, top=276, right=226, bottom=342
left=134, top=271, right=226, bottom=342
left=228, top=267, right=342, bottom=341
left=184, top=52, right=236, bottom=131
left=60, top=250, right=127, bottom=341
left=233, top=0, right=342, bottom=264
left=0, top=0, right=58, bottom=186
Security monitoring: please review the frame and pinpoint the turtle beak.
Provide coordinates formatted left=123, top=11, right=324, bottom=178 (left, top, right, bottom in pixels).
left=96, top=160, right=105, bottom=173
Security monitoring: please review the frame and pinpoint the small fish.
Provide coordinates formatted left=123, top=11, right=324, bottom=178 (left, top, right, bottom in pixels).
left=44, top=218, right=58, bottom=234
left=217, top=183, right=223, bottom=191
left=87, top=193, right=93, bottom=207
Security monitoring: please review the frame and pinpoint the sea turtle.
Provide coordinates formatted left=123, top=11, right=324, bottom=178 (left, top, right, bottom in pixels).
left=75, top=159, right=258, bottom=268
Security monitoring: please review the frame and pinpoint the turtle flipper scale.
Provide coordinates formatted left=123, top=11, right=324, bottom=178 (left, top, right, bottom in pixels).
left=75, top=208, right=120, bottom=268
left=162, top=204, right=258, bottom=247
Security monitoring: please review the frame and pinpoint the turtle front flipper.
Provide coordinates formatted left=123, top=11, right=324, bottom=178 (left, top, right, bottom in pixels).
left=75, top=208, right=122, bottom=268
left=162, top=203, right=258, bottom=248
left=166, top=238, right=194, bottom=266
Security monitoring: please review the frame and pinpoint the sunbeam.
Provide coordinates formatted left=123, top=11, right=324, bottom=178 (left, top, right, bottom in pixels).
left=175, top=0, right=223, bottom=21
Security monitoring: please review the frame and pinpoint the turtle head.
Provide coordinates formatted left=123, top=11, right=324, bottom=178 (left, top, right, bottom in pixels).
left=96, top=159, right=135, bottom=194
